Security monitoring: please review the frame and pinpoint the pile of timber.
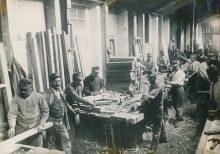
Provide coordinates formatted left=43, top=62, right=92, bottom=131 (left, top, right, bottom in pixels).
left=106, top=57, right=140, bottom=92
left=26, top=27, right=75, bottom=92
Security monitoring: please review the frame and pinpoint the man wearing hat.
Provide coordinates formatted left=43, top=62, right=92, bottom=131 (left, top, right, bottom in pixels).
left=65, top=72, right=95, bottom=143
left=166, top=60, right=185, bottom=128
left=139, top=72, right=167, bottom=153
left=143, top=53, right=156, bottom=74
left=157, top=50, right=169, bottom=73
left=83, top=66, right=105, bottom=96
left=8, top=78, right=49, bottom=146
left=44, top=73, right=76, bottom=153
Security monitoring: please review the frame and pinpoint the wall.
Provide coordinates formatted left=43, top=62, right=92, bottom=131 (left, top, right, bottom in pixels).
left=7, top=0, right=46, bottom=72
left=87, top=6, right=103, bottom=77
left=117, top=10, right=129, bottom=56
left=106, top=13, right=118, bottom=55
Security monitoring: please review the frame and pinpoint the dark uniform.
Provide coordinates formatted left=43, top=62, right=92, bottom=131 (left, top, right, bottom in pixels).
left=140, top=75, right=167, bottom=152
left=83, top=75, right=105, bottom=96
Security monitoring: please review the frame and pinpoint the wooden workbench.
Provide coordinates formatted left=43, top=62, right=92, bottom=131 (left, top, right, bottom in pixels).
left=196, top=119, right=220, bottom=154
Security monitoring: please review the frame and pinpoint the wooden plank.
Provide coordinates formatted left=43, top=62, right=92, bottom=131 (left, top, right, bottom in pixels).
left=36, top=32, right=49, bottom=90
left=57, top=34, right=65, bottom=89
left=40, top=31, right=49, bottom=89
left=0, top=43, right=12, bottom=107
left=60, top=32, right=71, bottom=84
left=52, top=27, right=60, bottom=74
left=45, top=29, right=55, bottom=74
left=0, top=122, right=53, bottom=149
left=26, top=33, right=44, bottom=92
left=196, top=120, right=212, bottom=154
left=75, top=37, right=85, bottom=78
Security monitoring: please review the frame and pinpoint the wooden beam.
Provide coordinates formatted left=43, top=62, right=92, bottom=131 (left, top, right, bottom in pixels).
left=57, top=34, right=65, bottom=89
left=0, top=43, right=12, bottom=106
left=0, top=122, right=53, bottom=149
left=52, top=27, right=60, bottom=74
left=45, top=29, right=56, bottom=74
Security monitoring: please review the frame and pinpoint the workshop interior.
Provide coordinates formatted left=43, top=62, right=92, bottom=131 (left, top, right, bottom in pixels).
left=0, top=0, right=220, bottom=153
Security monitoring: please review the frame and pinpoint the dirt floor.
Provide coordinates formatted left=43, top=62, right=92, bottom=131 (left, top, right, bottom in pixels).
left=72, top=100, right=201, bottom=154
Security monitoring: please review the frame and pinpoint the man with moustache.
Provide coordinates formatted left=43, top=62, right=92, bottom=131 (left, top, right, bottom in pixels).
left=8, top=78, right=49, bottom=147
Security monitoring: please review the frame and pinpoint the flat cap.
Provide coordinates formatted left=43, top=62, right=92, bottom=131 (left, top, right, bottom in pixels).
left=19, top=78, right=32, bottom=89
left=49, top=72, right=60, bottom=81
left=72, top=72, right=82, bottom=80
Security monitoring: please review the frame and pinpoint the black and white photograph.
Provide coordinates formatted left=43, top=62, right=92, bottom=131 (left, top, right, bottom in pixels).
left=0, top=0, right=220, bottom=153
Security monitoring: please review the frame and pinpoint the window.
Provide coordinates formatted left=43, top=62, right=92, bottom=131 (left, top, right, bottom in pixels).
left=71, top=7, right=87, bottom=36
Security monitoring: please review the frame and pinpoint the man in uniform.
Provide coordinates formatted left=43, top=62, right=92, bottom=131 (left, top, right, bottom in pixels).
left=8, top=78, right=49, bottom=147
left=157, top=50, right=169, bottom=73
left=140, top=72, right=167, bottom=153
left=44, top=73, right=77, bottom=153
left=143, top=53, right=156, bottom=74
left=83, top=66, right=105, bottom=96
left=65, top=72, right=95, bottom=145
left=166, top=61, right=185, bottom=128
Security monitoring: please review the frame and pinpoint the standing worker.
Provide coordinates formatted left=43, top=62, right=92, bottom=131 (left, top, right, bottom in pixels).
left=140, top=72, right=167, bottom=153
left=65, top=72, right=95, bottom=145
left=157, top=50, right=169, bottom=73
left=166, top=61, right=186, bottom=128
left=83, top=66, right=105, bottom=96
left=143, top=53, right=156, bottom=74
left=44, top=73, right=77, bottom=154
left=8, top=78, right=49, bottom=147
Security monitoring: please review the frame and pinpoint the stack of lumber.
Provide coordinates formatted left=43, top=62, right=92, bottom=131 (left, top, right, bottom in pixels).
left=106, top=57, right=139, bottom=92
left=26, top=27, right=74, bottom=91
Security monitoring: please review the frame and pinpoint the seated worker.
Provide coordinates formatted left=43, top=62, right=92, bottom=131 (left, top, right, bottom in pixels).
left=166, top=61, right=185, bottom=128
left=83, top=66, right=105, bottom=96
left=143, top=53, right=156, bottom=74
left=139, top=72, right=167, bottom=153
left=157, top=50, right=169, bottom=73
left=8, top=78, right=49, bottom=147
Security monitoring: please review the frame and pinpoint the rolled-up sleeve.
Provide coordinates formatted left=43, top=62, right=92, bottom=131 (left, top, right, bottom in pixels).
left=8, top=97, right=19, bottom=128
left=38, top=95, right=49, bottom=125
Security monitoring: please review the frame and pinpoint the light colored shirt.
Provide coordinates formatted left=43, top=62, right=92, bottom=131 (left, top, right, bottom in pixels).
left=8, top=92, right=49, bottom=129
left=188, top=60, right=200, bottom=73
left=170, top=69, right=186, bottom=86
left=198, top=61, right=210, bottom=82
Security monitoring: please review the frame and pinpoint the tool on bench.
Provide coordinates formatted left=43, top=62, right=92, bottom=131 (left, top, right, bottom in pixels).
left=208, top=138, right=220, bottom=150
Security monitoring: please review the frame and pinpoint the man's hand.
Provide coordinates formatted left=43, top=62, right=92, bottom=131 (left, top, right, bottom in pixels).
left=91, top=91, right=99, bottom=96
left=37, top=124, right=45, bottom=133
left=142, top=94, right=149, bottom=101
left=8, top=127, right=15, bottom=138
left=71, top=108, right=80, bottom=114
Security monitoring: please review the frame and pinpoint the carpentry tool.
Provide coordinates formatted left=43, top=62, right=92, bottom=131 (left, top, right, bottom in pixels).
left=208, top=139, right=220, bottom=150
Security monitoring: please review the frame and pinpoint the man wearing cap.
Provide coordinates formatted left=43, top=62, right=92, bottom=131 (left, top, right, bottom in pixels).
left=157, top=50, right=169, bottom=73
left=83, top=66, right=105, bottom=96
left=166, top=61, right=185, bottom=128
left=139, top=72, right=167, bottom=153
left=143, top=53, right=156, bottom=74
left=64, top=72, right=94, bottom=142
left=196, top=48, right=207, bottom=63
left=7, top=78, right=49, bottom=147
left=44, top=73, right=76, bottom=153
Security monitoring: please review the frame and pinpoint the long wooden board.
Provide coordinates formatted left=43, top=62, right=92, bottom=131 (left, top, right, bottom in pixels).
left=0, top=122, right=53, bottom=148
left=52, top=27, right=60, bottom=74
left=27, top=32, right=44, bottom=92
left=57, top=34, right=65, bottom=89
left=45, top=29, right=55, bottom=74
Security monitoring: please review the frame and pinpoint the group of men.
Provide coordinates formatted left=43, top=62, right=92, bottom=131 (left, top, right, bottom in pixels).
left=7, top=66, right=105, bottom=153
left=141, top=46, right=218, bottom=153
